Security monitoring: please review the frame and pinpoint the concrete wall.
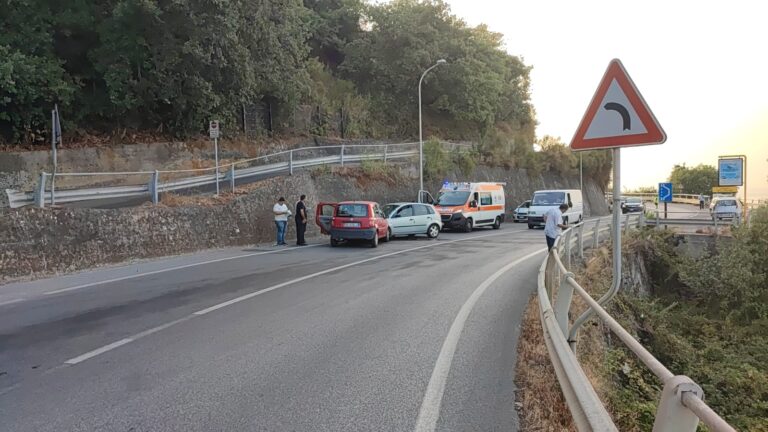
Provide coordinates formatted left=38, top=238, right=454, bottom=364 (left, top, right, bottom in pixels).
left=0, top=166, right=607, bottom=281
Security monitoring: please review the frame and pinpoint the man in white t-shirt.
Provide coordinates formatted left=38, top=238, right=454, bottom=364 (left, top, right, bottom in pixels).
left=273, top=197, right=291, bottom=246
left=543, top=204, right=569, bottom=251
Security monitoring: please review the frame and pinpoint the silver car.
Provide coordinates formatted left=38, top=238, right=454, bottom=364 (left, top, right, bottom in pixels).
left=513, top=200, right=531, bottom=222
left=382, top=203, right=442, bottom=239
left=712, top=199, right=742, bottom=223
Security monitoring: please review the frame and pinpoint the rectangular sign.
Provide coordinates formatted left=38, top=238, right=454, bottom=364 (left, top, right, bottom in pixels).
left=712, top=186, right=738, bottom=193
left=718, top=158, right=743, bottom=186
left=658, top=182, right=673, bottom=203
left=209, top=120, right=220, bottom=139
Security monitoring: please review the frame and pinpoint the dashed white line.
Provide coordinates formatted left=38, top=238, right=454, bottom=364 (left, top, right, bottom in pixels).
left=61, top=230, right=530, bottom=366
left=413, top=248, right=546, bottom=432
left=44, top=245, right=321, bottom=295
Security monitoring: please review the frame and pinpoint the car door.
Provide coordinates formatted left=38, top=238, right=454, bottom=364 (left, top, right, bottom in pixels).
left=478, top=191, right=493, bottom=224
left=412, top=204, right=432, bottom=233
left=390, top=205, right=415, bottom=235
left=315, top=202, right=337, bottom=235
left=373, top=204, right=387, bottom=237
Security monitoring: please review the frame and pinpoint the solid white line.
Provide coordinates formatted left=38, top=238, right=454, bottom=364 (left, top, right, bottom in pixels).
left=61, top=230, right=526, bottom=366
left=44, top=245, right=321, bottom=295
left=0, top=298, right=26, bottom=307
left=413, top=248, right=546, bottom=432
left=64, top=338, right=133, bottom=365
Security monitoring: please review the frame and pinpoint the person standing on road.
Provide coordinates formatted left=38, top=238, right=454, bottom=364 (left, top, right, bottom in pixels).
left=295, top=194, right=308, bottom=246
left=543, top=204, right=569, bottom=251
left=698, top=193, right=705, bottom=209
left=273, top=197, right=290, bottom=246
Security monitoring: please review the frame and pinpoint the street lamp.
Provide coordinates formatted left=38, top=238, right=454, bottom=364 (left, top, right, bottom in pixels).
left=418, top=59, right=447, bottom=202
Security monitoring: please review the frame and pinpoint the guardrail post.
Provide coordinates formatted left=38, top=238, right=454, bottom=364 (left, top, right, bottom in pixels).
left=383, top=145, right=388, bottom=163
left=564, top=229, right=573, bottom=268
left=289, top=150, right=293, bottom=175
left=624, top=214, right=631, bottom=234
left=577, top=223, right=585, bottom=259
left=35, top=172, right=48, bottom=208
left=229, top=164, right=236, bottom=192
left=554, top=272, right=575, bottom=337
left=592, top=219, right=601, bottom=249
left=652, top=376, right=703, bottom=432
left=150, top=170, right=159, bottom=204
left=340, top=144, right=345, bottom=167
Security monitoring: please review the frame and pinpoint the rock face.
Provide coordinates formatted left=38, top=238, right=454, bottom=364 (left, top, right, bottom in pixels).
left=0, top=167, right=608, bottom=281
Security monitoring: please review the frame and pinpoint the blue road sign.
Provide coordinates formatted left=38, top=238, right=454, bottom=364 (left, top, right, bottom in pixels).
left=659, top=182, right=673, bottom=203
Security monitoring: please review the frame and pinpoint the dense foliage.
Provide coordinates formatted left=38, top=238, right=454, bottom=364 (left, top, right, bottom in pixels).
left=600, top=212, right=768, bottom=431
left=668, top=163, right=718, bottom=195
left=0, top=0, right=535, bottom=152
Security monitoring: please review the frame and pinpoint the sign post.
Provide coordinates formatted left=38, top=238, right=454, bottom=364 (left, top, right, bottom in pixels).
left=209, top=121, right=221, bottom=196
left=51, top=104, right=62, bottom=205
left=569, top=59, right=666, bottom=338
left=717, top=155, right=746, bottom=220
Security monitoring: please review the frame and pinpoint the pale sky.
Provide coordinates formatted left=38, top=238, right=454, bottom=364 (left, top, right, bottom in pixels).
left=445, top=0, right=768, bottom=198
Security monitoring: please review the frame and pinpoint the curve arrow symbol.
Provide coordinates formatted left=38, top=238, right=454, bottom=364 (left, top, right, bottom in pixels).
left=603, top=102, right=631, bottom=130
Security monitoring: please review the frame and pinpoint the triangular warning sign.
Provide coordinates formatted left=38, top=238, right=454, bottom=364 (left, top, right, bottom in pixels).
left=570, top=59, right=666, bottom=151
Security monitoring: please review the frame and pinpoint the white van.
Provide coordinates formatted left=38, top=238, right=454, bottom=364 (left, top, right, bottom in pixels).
left=527, top=189, right=584, bottom=229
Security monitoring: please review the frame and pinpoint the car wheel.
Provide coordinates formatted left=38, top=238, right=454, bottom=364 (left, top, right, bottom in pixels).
left=427, top=223, right=440, bottom=239
left=383, top=228, right=391, bottom=242
left=370, top=233, right=379, bottom=248
left=463, top=218, right=473, bottom=233
left=330, top=238, right=339, bottom=247
left=578, top=215, right=583, bottom=224
left=492, top=217, right=501, bottom=230
left=528, top=224, right=534, bottom=229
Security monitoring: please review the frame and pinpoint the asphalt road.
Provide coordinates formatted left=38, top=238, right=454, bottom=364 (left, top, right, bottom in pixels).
left=0, top=222, right=550, bottom=432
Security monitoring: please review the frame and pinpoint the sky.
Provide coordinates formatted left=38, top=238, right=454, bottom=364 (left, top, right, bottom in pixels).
left=444, top=0, right=768, bottom=199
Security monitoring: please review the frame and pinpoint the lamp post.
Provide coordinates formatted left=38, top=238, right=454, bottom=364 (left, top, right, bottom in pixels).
left=418, top=59, right=447, bottom=202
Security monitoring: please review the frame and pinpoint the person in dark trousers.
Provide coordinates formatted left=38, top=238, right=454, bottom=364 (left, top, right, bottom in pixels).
left=699, top=193, right=705, bottom=209
left=295, top=194, right=308, bottom=246
left=543, top=203, right=569, bottom=251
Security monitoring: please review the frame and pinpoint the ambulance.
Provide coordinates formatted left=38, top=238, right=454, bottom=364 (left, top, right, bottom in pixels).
left=432, top=182, right=506, bottom=232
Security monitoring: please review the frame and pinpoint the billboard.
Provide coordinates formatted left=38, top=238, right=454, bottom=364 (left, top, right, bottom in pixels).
left=718, top=158, right=744, bottom=186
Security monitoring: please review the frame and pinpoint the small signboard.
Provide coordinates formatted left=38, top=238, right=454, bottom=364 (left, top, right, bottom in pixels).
left=209, top=120, right=220, bottom=139
left=712, top=186, right=738, bottom=194
left=658, top=182, right=673, bottom=203
left=718, top=157, right=743, bottom=186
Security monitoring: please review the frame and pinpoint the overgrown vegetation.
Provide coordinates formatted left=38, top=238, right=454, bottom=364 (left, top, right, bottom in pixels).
left=668, top=163, right=718, bottom=195
left=1, top=0, right=535, bottom=150
left=585, top=209, right=768, bottom=431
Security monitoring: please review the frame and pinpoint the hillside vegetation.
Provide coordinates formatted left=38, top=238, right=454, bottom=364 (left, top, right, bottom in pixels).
left=1, top=0, right=534, bottom=147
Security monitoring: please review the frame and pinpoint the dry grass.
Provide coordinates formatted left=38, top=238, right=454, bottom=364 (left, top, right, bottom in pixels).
left=156, top=191, right=245, bottom=207
left=515, top=295, right=576, bottom=432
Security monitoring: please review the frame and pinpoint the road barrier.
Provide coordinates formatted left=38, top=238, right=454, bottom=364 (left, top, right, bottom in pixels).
left=537, top=216, right=736, bottom=432
left=6, top=142, right=470, bottom=208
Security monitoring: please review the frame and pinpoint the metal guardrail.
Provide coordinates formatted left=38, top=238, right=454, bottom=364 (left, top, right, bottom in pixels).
left=6, top=142, right=470, bottom=208
left=537, top=215, right=736, bottom=432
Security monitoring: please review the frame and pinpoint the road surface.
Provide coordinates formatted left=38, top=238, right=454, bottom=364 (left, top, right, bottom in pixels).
left=0, top=222, right=550, bottom=432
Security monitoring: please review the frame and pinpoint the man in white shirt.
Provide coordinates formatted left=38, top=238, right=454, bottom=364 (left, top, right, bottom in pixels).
left=543, top=204, right=569, bottom=251
left=273, top=197, right=290, bottom=246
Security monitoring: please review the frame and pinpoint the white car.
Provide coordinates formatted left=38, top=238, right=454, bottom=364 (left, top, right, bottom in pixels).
left=382, top=202, right=442, bottom=239
left=711, top=198, right=742, bottom=223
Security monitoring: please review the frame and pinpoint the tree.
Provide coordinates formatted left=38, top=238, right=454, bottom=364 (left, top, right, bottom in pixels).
left=668, top=164, right=718, bottom=195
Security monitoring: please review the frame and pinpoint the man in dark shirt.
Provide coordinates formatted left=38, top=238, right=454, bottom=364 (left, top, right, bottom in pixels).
left=295, top=194, right=308, bottom=246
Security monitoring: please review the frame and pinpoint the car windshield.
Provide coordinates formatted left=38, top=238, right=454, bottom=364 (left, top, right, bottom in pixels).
left=336, top=204, right=368, bottom=217
left=436, top=191, right=470, bottom=206
left=381, top=204, right=399, bottom=217
left=717, top=200, right=737, bottom=207
left=532, top=192, right=565, bottom=206
left=627, top=198, right=642, bottom=204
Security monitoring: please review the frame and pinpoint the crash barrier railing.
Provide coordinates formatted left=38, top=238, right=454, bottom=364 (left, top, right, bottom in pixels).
left=606, top=192, right=706, bottom=205
left=644, top=208, right=746, bottom=233
left=6, top=142, right=471, bottom=208
left=537, top=215, right=736, bottom=432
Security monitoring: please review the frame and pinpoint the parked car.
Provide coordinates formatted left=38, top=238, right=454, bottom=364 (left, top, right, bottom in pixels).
left=711, top=198, right=742, bottom=223
left=315, top=201, right=390, bottom=247
left=621, top=197, right=645, bottom=213
left=382, top=203, right=442, bottom=239
left=512, top=200, right=531, bottom=223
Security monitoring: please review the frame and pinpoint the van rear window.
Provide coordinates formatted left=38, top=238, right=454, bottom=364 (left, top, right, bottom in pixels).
left=337, top=204, right=369, bottom=217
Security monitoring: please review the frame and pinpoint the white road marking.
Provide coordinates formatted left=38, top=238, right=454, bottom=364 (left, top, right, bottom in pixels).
left=44, top=245, right=321, bottom=295
left=64, top=338, right=133, bottom=365
left=0, top=298, right=25, bottom=307
left=60, top=230, right=531, bottom=366
left=413, top=248, right=546, bottom=432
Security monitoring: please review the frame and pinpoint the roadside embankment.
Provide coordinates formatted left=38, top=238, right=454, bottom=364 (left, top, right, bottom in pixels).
left=1, top=165, right=607, bottom=281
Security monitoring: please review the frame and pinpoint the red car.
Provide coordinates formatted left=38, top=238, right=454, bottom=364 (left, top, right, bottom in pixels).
left=315, top=201, right=390, bottom=247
